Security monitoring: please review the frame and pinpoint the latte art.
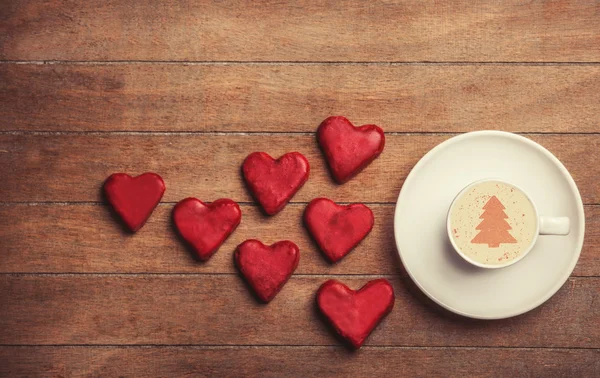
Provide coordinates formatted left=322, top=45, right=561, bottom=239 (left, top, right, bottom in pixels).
left=449, top=181, right=537, bottom=266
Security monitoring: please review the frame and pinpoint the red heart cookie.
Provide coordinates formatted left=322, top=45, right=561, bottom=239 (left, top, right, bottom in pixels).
left=103, top=172, right=166, bottom=232
left=317, top=116, right=385, bottom=184
left=235, top=239, right=300, bottom=302
left=242, top=152, right=310, bottom=215
left=304, top=198, right=374, bottom=263
left=317, top=279, right=395, bottom=349
left=173, top=198, right=242, bottom=261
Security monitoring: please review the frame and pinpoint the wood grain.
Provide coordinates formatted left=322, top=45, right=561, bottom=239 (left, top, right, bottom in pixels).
left=0, top=275, right=598, bottom=347
left=1, top=1, right=599, bottom=62
left=0, top=133, right=597, bottom=203
left=2, top=0, right=599, bottom=375
left=1, top=203, right=598, bottom=276
left=2, top=64, right=600, bottom=132
left=1, top=346, right=598, bottom=378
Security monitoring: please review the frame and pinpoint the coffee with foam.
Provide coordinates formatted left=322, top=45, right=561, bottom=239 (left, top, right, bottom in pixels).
left=448, top=180, right=537, bottom=266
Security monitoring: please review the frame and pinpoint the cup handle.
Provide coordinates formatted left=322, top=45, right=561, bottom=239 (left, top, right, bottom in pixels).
left=539, top=216, right=570, bottom=235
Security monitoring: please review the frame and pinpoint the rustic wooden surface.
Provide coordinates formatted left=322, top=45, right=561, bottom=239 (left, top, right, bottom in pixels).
left=1, top=1, right=599, bottom=377
left=2, top=64, right=600, bottom=133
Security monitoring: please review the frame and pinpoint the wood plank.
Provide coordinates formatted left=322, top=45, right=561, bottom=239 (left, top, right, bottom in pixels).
left=1, top=346, right=598, bottom=378
left=1, top=1, right=599, bottom=62
left=0, top=134, right=597, bottom=203
left=1, top=203, right=598, bottom=276
left=0, top=275, right=598, bottom=347
left=2, top=64, right=600, bottom=133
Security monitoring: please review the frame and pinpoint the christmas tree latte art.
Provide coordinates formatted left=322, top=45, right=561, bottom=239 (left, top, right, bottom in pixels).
left=449, top=181, right=536, bottom=266
left=471, top=196, right=517, bottom=248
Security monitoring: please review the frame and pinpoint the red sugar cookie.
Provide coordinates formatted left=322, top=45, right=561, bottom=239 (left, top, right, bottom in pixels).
left=235, top=239, right=300, bottom=302
left=317, top=279, right=395, bottom=349
left=103, top=172, right=165, bottom=232
left=317, top=116, right=385, bottom=184
left=242, top=152, right=310, bottom=215
left=173, top=198, right=242, bottom=261
left=304, top=198, right=374, bottom=263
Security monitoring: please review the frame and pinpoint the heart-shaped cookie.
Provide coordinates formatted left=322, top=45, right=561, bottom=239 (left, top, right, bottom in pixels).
left=317, top=279, right=395, bottom=349
left=103, top=172, right=166, bottom=232
left=242, top=152, right=310, bottom=215
left=317, top=116, right=385, bottom=184
left=173, top=198, right=242, bottom=261
left=235, top=239, right=300, bottom=302
left=304, top=198, right=374, bottom=263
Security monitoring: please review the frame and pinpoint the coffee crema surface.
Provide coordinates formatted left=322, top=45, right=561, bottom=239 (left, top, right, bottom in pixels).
left=449, top=181, right=536, bottom=266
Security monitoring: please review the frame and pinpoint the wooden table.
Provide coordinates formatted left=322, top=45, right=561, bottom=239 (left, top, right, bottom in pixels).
left=1, top=1, right=599, bottom=377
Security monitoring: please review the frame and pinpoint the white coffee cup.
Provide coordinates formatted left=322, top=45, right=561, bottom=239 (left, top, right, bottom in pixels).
left=447, top=179, right=570, bottom=269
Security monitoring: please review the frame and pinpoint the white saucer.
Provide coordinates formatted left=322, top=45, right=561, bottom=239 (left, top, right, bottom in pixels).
left=394, top=131, right=585, bottom=319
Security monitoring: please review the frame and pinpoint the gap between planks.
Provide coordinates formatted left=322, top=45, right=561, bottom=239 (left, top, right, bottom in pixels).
left=0, top=345, right=598, bottom=351
left=1, top=273, right=598, bottom=278
left=1, top=61, right=600, bottom=66
left=0, top=273, right=429, bottom=278
left=1, top=202, right=599, bottom=206
left=2, top=131, right=600, bottom=136
left=0, top=202, right=415, bottom=206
